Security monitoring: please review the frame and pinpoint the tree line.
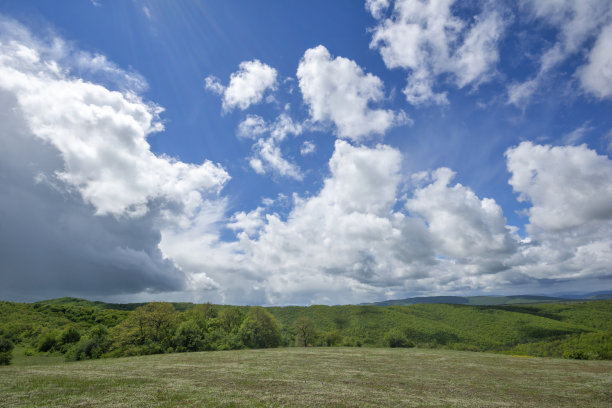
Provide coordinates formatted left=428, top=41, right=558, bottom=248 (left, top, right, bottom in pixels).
left=1, top=299, right=610, bottom=365
left=1, top=302, right=336, bottom=364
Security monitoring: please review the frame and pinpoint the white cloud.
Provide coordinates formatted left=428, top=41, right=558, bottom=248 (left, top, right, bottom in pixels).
left=269, top=113, right=303, bottom=141
left=230, top=141, right=517, bottom=303
left=218, top=139, right=612, bottom=304
left=204, top=75, right=225, bottom=95
left=508, top=0, right=612, bottom=105
left=406, top=168, right=517, bottom=263
left=506, top=142, right=612, bottom=231
left=237, top=114, right=268, bottom=139
left=0, top=22, right=229, bottom=221
left=577, top=23, right=612, bottom=99
left=249, top=138, right=302, bottom=180
left=228, top=207, right=266, bottom=237
left=237, top=113, right=303, bottom=180
left=507, top=79, right=539, bottom=108
left=297, top=45, right=406, bottom=141
left=366, top=0, right=390, bottom=19
left=206, top=60, right=278, bottom=112
left=300, top=140, right=316, bottom=155
left=369, top=0, right=506, bottom=105
left=238, top=140, right=429, bottom=304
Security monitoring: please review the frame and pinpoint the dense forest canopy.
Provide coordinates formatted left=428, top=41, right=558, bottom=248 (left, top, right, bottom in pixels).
left=0, top=298, right=610, bottom=365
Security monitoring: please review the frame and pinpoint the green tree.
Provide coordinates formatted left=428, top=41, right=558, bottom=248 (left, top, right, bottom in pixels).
left=113, top=302, right=178, bottom=349
left=0, top=337, right=14, bottom=365
left=186, top=303, right=218, bottom=330
left=60, top=327, right=81, bottom=345
left=294, top=317, right=316, bottom=347
left=173, top=321, right=204, bottom=352
left=239, top=307, right=282, bottom=349
left=218, top=307, right=244, bottom=334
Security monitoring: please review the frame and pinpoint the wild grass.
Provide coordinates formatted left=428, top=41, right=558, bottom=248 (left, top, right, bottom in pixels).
left=1, top=347, right=611, bottom=407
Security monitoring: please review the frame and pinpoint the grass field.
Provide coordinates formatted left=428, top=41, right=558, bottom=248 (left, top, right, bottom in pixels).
left=1, top=348, right=611, bottom=407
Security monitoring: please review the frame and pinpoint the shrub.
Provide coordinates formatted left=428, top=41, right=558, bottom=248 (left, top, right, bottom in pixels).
left=0, top=337, right=14, bottom=365
left=66, top=325, right=110, bottom=361
left=38, top=332, right=58, bottom=352
left=384, top=329, right=414, bottom=348
left=60, top=327, right=81, bottom=345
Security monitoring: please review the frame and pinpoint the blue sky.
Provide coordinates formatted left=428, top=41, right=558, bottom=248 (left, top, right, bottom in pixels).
left=1, top=0, right=611, bottom=305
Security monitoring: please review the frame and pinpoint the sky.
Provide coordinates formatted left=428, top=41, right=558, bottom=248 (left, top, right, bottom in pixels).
left=0, top=0, right=611, bottom=305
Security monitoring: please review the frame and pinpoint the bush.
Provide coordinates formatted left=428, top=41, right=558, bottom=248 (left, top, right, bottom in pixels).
left=0, top=337, right=14, bottom=365
left=384, top=329, right=414, bottom=348
left=60, top=327, right=81, bottom=345
left=38, top=332, right=58, bottom=352
left=563, top=350, right=593, bottom=360
left=66, top=325, right=110, bottom=361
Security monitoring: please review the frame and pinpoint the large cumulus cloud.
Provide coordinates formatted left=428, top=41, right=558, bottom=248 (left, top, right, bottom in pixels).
left=0, top=18, right=228, bottom=301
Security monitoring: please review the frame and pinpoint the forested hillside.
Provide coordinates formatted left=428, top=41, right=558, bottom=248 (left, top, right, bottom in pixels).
left=0, top=298, right=610, bottom=365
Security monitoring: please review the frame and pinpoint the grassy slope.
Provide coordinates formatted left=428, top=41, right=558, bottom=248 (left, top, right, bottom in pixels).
left=1, top=348, right=611, bottom=407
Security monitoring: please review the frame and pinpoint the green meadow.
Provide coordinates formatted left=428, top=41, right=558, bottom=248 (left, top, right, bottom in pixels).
left=1, top=347, right=611, bottom=407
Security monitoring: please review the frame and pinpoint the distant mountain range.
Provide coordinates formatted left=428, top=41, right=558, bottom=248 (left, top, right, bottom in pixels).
left=26, top=291, right=612, bottom=310
left=364, top=293, right=612, bottom=306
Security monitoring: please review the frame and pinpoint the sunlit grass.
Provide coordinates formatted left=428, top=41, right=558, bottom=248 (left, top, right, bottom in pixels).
left=1, top=347, right=611, bottom=407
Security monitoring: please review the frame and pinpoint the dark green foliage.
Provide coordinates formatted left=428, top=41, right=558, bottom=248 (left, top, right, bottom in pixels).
left=38, top=332, right=58, bottom=352
left=321, top=330, right=343, bottom=346
left=66, top=325, right=111, bottom=361
left=218, top=306, right=244, bottom=334
left=239, top=307, right=282, bottom=348
left=60, top=326, right=81, bottom=345
left=266, top=300, right=612, bottom=358
left=173, top=321, right=204, bottom=352
left=111, top=302, right=178, bottom=351
left=384, top=328, right=414, bottom=348
left=0, top=337, right=14, bottom=365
